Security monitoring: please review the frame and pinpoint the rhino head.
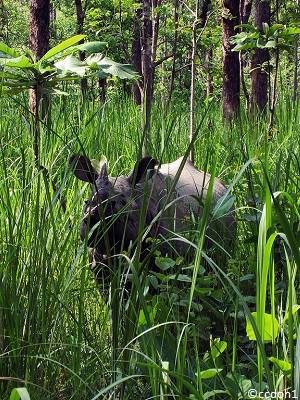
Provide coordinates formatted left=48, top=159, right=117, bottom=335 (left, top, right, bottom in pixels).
left=70, top=155, right=158, bottom=260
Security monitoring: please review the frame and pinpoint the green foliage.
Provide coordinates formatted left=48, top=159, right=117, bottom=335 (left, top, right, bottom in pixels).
left=0, top=0, right=29, bottom=48
left=246, top=312, right=279, bottom=341
left=231, top=23, right=300, bottom=52
left=0, top=35, right=137, bottom=96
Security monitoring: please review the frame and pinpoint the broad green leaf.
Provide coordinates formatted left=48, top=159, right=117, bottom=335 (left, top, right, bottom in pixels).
left=168, top=273, right=192, bottom=282
left=39, top=86, right=69, bottom=96
left=279, top=27, right=300, bottom=37
left=86, top=54, right=139, bottom=79
left=0, top=42, right=21, bottom=58
left=38, top=60, right=57, bottom=74
left=265, top=40, right=277, bottom=48
left=49, top=42, right=107, bottom=61
left=40, top=34, right=86, bottom=61
left=232, top=42, right=256, bottom=51
left=9, top=388, right=31, bottom=400
left=268, top=24, right=284, bottom=37
left=211, top=339, right=227, bottom=358
left=76, top=41, right=108, bottom=53
left=54, top=54, right=88, bottom=77
left=203, top=390, right=229, bottom=399
left=246, top=312, right=279, bottom=341
left=0, top=55, right=33, bottom=69
left=155, top=257, right=176, bottom=271
left=269, top=357, right=292, bottom=380
left=197, top=368, right=222, bottom=379
left=235, top=24, right=259, bottom=33
left=262, top=22, right=269, bottom=35
left=225, top=372, right=252, bottom=398
left=230, top=31, right=251, bottom=42
left=138, top=304, right=158, bottom=326
left=194, top=287, right=212, bottom=295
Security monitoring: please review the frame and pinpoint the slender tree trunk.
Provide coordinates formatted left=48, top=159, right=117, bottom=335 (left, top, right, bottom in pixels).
left=189, top=0, right=211, bottom=161
left=164, top=0, right=178, bottom=115
left=222, top=0, right=240, bottom=121
left=199, top=0, right=212, bottom=98
left=141, top=0, right=153, bottom=155
left=161, top=25, right=167, bottom=105
left=140, top=0, right=161, bottom=155
left=29, top=0, right=50, bottom=168
left=0, top=0, right=9, bottom=43
left=250, top=0, right=270, bottom=113
left=75, top=0, right=88, bottom=96
left=189, top=1, right=198, bottom=164
left=132, top=6, right=142, bottom=105
left=50, top=3, right=57, bottom=39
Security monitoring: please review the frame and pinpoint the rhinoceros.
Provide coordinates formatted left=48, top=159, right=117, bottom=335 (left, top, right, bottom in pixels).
left=70, top=155, right=235, bottom=280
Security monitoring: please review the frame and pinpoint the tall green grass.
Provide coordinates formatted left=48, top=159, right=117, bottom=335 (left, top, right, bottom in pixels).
left=0, top=92, right=299, bottom=399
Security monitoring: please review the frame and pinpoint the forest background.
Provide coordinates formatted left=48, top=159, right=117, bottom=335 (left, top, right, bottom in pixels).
left=0, top=0, right=300, bottom=399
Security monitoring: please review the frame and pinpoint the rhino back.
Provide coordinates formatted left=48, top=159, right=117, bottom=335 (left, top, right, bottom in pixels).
left=159, top=157, right=227, bottom=206
left=154, top=157, right=234, bottom=253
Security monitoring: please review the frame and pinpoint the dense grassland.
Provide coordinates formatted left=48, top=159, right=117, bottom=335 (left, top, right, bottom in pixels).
left=0, top=92, right=300, bottom=399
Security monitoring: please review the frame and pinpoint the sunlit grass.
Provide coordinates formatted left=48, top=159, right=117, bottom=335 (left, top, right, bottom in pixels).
left=0, top=92, right=299, bottom=398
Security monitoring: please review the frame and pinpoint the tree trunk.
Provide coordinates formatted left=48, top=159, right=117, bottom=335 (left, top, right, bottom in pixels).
left=222, top=0, right=240, bottom=121
left=164, top=0, right=179, bottom=115
left=141, top=0, right=153, bottom=155
left=189, top=1, right=199, bottom=164
left=199, top=0, right=212, bottom=98
left=29, top=0, right=50, bottom=168
left=140, top=0, right=161, bottom=156
left=29, top=0, right=50, bottom=60
left=250, top=0, right=270, bottom=113
left=132, top=6, right=142, bottom=105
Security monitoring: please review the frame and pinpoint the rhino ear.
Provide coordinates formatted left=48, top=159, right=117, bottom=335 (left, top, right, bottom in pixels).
left=69, top=154, right=98, bottom=183
left=128, top=157, right=158, bottom=185
left=97, top=163, right=108, bottom=182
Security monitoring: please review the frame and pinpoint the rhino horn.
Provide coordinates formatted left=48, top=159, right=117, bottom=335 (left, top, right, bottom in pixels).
left=128, top=157, right=158, bottom=185
left=70, top=154, right=98, bottom=183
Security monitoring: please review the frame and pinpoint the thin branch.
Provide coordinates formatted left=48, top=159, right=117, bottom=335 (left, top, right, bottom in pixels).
left=153, top=54, right=173, bottom=68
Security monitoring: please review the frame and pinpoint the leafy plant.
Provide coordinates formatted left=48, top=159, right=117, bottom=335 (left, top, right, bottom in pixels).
left=0, top=34, right=138, bottom=168
left=231, top=23, right=300, bottom=52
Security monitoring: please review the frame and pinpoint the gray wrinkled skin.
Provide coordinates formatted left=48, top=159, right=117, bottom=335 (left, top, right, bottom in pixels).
left=70, top=155, right=235, bottom=281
